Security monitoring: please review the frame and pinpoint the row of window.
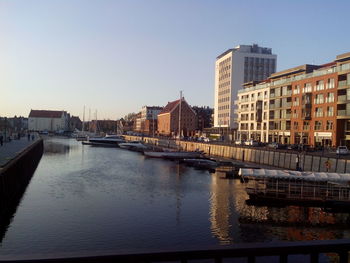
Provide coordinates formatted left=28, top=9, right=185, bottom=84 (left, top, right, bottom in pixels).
left=218, top=105, right=230, bottom=111
left=293, top=79, right=335, bottom=95
left=293, top=121, right=333, bottom=131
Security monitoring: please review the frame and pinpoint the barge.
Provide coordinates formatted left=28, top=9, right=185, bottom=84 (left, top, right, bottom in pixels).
left=239, top=168, right=350, bottom=208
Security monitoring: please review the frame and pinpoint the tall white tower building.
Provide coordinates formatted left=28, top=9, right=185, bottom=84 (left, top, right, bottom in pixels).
left=214, top=44, right=277, bottom=128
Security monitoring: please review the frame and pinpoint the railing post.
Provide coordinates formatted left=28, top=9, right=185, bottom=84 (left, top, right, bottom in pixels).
left=248, top=255, right=255, bottom=263
left=310, top=252, right=318, bottom=263
left=339, top=250, right=348, bottom=263
left=280, top=254, right=288, bottom=263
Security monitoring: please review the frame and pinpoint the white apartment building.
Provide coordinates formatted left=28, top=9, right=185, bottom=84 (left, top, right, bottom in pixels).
left=214, top=44, right=277, bottom=129
left=28, top=110, right=69, bottom=132
left=236, top=81, right=270, bottom=142
left=141, top=106, right=163, bottom=121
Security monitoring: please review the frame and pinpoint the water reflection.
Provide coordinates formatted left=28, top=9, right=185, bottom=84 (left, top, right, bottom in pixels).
left=209, top=171, right=350, bottom=244
left=43, top=139, right=72, bottom=155
left=1, top=138, right=350, bottom=257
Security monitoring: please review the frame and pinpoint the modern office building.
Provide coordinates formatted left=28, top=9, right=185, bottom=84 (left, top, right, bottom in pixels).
left=214, top=44, right=277, bottom=130
left=236, top=51, right=350, bottom=147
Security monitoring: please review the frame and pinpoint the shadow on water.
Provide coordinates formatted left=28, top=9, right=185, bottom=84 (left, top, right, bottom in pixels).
left=0, top=141, right=43, bottom=243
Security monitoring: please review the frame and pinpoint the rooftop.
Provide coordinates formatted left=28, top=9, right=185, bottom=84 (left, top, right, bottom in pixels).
left=29, top=110, right=66, bottom=118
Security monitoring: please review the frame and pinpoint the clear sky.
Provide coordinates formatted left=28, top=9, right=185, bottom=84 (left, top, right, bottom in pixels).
left=1, top=0, right=349, bottom=120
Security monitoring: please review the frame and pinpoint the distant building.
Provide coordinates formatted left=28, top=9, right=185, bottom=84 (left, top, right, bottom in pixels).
left=157, top=98, right=197, bottom=137
left=7, top=116, right=28, bottom=132
left=28, top=110, right=69, bottom=132
left=69, top=116, right=82, bottom=131
left=139, top=106, right=163, bottom=135
left=214, top=44, right=277, bottom=130
left=192, top=106, right=213, bottom=131
left=89, top=120, right=117, bottom=134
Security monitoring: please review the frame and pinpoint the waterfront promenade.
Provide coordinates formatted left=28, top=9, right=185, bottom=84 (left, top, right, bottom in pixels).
left=0, top=135, right=39, bottom=167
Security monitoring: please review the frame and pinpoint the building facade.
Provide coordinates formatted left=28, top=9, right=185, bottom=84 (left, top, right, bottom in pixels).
left=236, top=81, right=270, bottom=142
left=139, top=106, right=163, bottom=135
left=236, top=51, right=350, bottom=147
left=28, top=110, right=69, bottom=132
left=214, top=44, right=277, bottom=129
left=157, top=98, right=197, bottom=137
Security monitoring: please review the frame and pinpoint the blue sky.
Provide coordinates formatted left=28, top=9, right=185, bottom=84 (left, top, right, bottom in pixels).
left=1, top=0, right=349, bottom=119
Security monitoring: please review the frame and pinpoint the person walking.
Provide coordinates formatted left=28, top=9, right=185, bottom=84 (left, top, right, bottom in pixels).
left=27, top=133, right=30, bottom=141
left=0, top=135, right=3, bottom=146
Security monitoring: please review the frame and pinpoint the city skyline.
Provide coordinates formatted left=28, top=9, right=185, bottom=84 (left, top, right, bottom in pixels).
left=1, top=0, right=350, bottom=119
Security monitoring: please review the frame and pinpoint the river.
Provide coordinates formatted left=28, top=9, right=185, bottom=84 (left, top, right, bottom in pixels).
left=1, top=137, right=350, bottom=259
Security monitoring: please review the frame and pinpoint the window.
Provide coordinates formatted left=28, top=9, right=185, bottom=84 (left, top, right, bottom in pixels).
left=315, top=80, right=324, bottom=91
left=303, top=83, right=312, bottom=93
left=326, top=78, right=335, bottom=89
left=293, top=97, right=299, bottom=106
left=293, top=85, right=300, bottom=95
left=314, top=121, right=323, bottom=130
left=303, top=121, right=310, bottom=130
left=326, top=92, right=334, bottom=103
left=326, top=121, right=333, bottom=130
left=293, top=121, right=299, bottom=129
left=314, top=94, right=324, bottom=104
left=315, top=107, right=323, bottom=117
left=327, top=106, right=334, bottom=117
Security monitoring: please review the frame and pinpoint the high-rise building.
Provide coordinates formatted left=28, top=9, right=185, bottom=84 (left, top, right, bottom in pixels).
left=214, top=44, right=277, bottom=129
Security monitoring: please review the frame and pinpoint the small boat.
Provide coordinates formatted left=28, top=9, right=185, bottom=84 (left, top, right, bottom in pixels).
left=119, top=141, right=149, bottom=152
left=83, top=134, right=125, bottom=147
left=144, top=150, right=203, bottom=159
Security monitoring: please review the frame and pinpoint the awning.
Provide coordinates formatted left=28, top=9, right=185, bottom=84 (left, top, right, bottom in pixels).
left=239, top=168, right=350, bottom=183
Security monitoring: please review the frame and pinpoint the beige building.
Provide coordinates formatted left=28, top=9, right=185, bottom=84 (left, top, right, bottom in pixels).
left=236, top=81, right=270, bottom=142
left=28, top=110, right=69, bottom=132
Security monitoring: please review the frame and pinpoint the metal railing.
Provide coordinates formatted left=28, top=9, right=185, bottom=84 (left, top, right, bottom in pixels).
left=2, top=239, right=350, bottom=263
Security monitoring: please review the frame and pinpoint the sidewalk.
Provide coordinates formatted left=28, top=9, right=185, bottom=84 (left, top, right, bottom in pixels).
left=0, top=136, right=39, bottom=167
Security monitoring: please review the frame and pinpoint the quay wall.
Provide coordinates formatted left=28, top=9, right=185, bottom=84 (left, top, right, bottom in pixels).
left=0, top=139, right=43, bottom=230
left=126, top=136, right=348, bottom=173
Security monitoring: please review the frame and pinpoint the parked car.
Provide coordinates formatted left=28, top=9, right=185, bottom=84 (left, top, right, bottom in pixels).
left=235, top=140, right=243, bottom=145
left=244, top=140, right=259, bottom=146
left=268, top=142, right=279, bottom=149
left=336, top=146, right=349, bottom=155
left=287, top=144, right=299, bottom=150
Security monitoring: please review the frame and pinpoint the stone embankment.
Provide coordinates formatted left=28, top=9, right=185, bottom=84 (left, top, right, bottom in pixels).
left=126, top=136, right=349, bottom=173
left=0, top=138, right=43, bottom=235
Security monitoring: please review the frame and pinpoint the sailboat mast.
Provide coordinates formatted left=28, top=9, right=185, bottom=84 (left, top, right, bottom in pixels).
left=95, top=110, right=97, bottom=134
left=178, top=91, right=182, bottom=138
left=82, top=106, right=85, bottom=132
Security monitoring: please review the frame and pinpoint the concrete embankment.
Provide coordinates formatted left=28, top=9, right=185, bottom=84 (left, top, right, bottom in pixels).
left=125, top=136, right=349, bottom=173
left=0, top=138, right=43, bottom=239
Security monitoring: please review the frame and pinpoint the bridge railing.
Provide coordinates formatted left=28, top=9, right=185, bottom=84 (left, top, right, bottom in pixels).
left=2, top=239, right=350, bottom=263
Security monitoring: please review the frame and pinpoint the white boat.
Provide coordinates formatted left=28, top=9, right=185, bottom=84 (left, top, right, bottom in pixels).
left=144, top=150, right=203, bottom=159
left=119, top=141, right=149, bottom=151
left=84, top=134, right=125, bottom=146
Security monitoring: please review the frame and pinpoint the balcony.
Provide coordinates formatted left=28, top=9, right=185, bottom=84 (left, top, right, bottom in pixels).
left=337, top=110, right=350, bottom=119
left=337, top=95, right=349, bottom=104
left=338, top=80, right=349, bottom=88
left=281, top=102, right=291, bottom=108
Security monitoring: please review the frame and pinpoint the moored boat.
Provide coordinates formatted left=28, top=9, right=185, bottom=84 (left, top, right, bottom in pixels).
left=83, top=134, right=125, bottom=147
left=144, top=150, right=203, bottom=159
left=119, top=141, right=149, bottom=152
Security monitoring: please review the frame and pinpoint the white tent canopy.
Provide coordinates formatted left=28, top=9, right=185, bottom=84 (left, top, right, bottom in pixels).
left=239, top=168, right=350, bottom=183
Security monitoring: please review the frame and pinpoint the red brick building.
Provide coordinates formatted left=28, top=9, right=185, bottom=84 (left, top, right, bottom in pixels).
left=290, top=64, right=338, bottom=147
left=157, top=98, right=197, bottom=137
